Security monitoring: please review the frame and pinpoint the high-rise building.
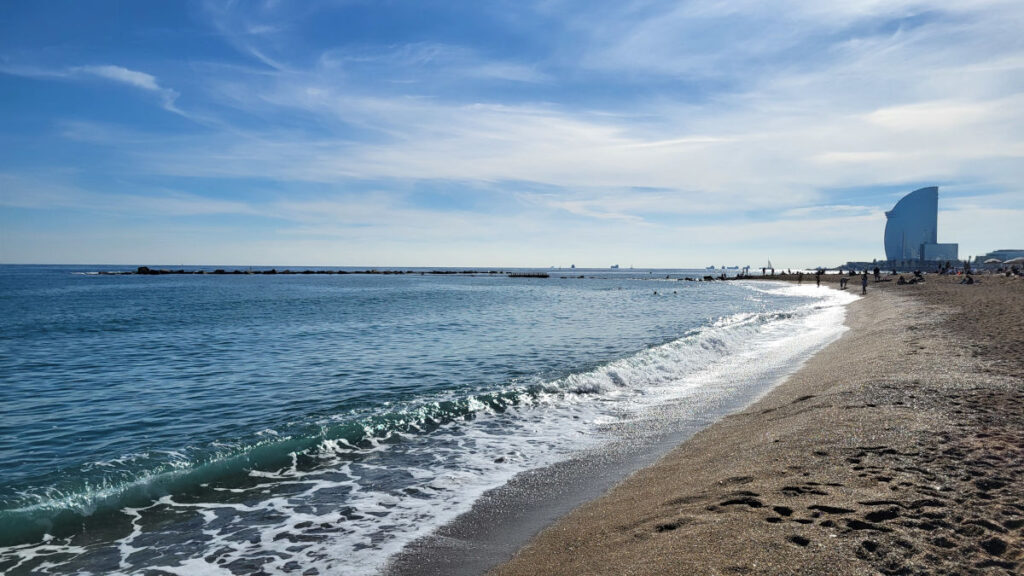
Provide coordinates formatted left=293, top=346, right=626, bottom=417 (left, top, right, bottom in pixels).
left=883, top=186, right=958, bottom=262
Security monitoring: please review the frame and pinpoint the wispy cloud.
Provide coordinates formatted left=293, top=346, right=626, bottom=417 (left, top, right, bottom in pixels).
left=866, top=100, right=994, bottom=132
left=0, top=62, right=184, bottom=115
left=76, top=65, right=183, bottom=115
left=75, top=65, right=161, bottom=91
left=317, top=42, right=551, bottom=84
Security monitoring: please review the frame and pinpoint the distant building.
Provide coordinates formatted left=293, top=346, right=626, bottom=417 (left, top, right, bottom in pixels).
left=883, top=186, right=958, bottom=262
left=975, top=249, right=1024, bottom=263
left=922, top=243, right=959, bottom=261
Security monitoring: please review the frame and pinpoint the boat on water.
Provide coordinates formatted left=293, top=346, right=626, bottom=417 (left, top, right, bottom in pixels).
left=610, top=264, right=619, bottom=269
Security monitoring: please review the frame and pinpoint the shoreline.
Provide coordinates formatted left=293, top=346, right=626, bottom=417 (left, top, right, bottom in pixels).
left=490, top=275, right=1022, bottom=575
left=383, top=371, right=793, bottom=576
left=383, top=281, right=854, bottom=575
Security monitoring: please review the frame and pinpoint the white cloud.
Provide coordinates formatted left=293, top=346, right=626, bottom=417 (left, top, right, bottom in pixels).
left=75, top=65, right=162, bottom=91
left=77, top=64, right=183, bottom=114
left=866, top=101, right=993, bottom=131
left=0, top=62, right=184, bottom=114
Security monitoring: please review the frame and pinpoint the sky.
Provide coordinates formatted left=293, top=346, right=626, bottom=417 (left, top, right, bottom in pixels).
left=1, top=0, right=1022, bottom=268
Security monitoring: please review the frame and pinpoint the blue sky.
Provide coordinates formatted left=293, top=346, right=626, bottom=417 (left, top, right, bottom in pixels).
left=1, top=0, right=1022, bottom=267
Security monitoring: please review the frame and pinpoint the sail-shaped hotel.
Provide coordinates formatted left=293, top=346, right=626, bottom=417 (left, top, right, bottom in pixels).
left=884, top=186, right=958, bottom=262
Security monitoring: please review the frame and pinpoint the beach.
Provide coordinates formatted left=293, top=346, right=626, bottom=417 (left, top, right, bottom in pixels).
left=492, top=274, right=1022, bottom=575
left=1, top=269, right=1019, bottom=575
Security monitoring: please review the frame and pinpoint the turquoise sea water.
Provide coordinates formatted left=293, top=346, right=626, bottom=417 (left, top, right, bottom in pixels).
left=0, top=265, right=854, bottom=574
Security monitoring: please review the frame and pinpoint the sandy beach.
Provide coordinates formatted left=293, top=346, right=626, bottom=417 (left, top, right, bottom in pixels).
left=492, top=274, right=1022, bottom=575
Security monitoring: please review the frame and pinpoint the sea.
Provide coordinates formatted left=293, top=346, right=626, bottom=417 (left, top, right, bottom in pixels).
left=0, top=265, right=857, bottom=575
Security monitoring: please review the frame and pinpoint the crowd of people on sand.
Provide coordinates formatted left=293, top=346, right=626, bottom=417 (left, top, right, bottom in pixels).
left=841, top=260, right=1024, bottom=289
left=740, top=261, right=1023, bottom=292
left=993, top=264, right=1024, bottom=278
left=930, top=260, right=1024, bottom=280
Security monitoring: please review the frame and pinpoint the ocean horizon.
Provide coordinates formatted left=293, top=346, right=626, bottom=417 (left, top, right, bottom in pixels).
left=0, top=264, right=856, bottom=575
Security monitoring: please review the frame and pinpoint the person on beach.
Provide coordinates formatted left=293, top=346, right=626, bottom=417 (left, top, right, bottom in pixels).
left=861, top=272, right=868, bottom=294
left=815, top=270, right=821, bottom=287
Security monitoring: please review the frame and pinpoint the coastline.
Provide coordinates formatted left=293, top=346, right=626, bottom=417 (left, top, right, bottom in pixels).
left=490, top=275, right=1022, bottom=575
left=382, top=281, right=854, bottom=575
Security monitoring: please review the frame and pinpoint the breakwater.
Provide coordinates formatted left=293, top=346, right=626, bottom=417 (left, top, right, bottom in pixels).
left=114, top=266, right=511, bottom=276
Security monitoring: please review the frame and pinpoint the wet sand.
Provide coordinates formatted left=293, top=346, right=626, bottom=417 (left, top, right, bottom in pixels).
left=491, top=274, right=1022, bottom=575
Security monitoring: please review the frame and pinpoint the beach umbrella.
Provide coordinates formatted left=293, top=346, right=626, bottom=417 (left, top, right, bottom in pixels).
left=984, top=258, right=1002, bottom=264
